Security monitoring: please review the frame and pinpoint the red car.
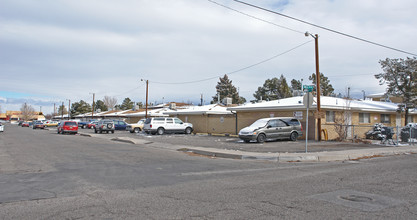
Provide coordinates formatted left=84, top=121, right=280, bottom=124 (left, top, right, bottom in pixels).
left=57, top=121, right=78, bottom=134
left=87, top=121, right=98, bottom=129
left=22, top=122, right=31, bottom=127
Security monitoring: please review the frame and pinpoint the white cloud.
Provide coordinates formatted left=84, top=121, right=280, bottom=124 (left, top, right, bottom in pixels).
left=1, top=0, right=416, bottom=113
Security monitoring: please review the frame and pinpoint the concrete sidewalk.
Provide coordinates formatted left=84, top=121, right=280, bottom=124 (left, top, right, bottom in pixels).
left=81, top=133, right=417, bottom=162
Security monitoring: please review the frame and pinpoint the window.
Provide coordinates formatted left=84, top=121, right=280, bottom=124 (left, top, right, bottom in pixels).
left=326, top=111, right=335, bottom=123
left=166, top=118, right=173, bottom=124
left=359, top=113, right=370, bottom=123
left=380, top=114, right=391, bottom=123
left=174, top=118, right=183, bottom=124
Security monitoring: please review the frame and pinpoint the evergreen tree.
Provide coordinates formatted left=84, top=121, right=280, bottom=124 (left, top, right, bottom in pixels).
left=95, top=100, right=108, bottom=112
left=253, top=74, right=292, bottom=101
left=375, top=57, right=417, bottom=124
left=71, top=100, right=92, bottom=115
left=120, top=97, right=134, bottom=110
left=291, top=79, right=302, bottom=91
left=212, top=74, right=246, bottom=104
left=309, top=72, right=335, bottom=96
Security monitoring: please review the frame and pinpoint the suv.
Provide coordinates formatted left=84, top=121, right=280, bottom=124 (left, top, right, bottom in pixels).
left=143, top=117, right=193, bottom=135
left=57, top=121, right=78, bottom=134
left=94, top=120, right=115, bottom=134
left=239, top=117, right=303, bottom=143
left=127, top=119, right=145, bottom=133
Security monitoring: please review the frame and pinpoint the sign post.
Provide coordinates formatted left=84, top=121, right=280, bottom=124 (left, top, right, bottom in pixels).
left=303, top=85, right=315, bottom=153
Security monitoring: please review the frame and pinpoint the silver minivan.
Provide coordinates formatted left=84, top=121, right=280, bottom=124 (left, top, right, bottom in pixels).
left=238, top=117, right=303, bottom=143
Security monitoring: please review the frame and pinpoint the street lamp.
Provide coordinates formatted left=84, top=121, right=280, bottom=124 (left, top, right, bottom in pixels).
left=141, top=79, right=149, bottom=118
left=305, top=32, right=322, bottom=141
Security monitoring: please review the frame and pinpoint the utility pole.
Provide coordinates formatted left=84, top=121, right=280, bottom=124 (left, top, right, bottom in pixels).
left=67, top=99, right=71, bottom=120
left=141, top=79, right=149, bottom=118
left=200, top=93, right=203, bottom=106
left=90, top=93, right=95, bottom=120
left=61, top=102, right=64, bottom=119
left=306, top=32, right=321, bottom=141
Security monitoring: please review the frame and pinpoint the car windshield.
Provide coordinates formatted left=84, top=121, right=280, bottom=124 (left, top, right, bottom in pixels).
left=249, top=119, right=269, bottom=128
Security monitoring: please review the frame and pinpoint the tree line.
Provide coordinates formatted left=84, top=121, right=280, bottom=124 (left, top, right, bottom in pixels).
left=211, top=72, right=335, bottom=104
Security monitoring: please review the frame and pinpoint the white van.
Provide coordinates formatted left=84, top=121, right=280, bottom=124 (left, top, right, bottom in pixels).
left=143, top=117, right=193, bottom=135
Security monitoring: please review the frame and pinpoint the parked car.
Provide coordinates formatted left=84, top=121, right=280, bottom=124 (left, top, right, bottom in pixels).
left=77, top=121, right=88, bottom=129
left=127, top=119, right=145, bottom=133
left=238, top=117, right=303, bottom=143
left=45, top=120, right=59, bottom=127
left=21, top=121, right=32, bottom=127
left=87, top=121, right=98, bottom=129
left=33, top=121, right=45, bottom=129
left=143, top=117, right=193, bottom=135
left=0, top=122, right=4, bottom=132
left=57, top=121, right=78, bottom=134
left=95, top=120, right=115, bottom=134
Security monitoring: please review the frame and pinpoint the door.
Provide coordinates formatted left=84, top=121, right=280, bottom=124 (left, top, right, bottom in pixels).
left=277, top=119, right=291, bottom=138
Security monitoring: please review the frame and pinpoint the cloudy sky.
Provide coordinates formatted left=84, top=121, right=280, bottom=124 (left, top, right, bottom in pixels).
left=1, top=0, right=416, bottom=114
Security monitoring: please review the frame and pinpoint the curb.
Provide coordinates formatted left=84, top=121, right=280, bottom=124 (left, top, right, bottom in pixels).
left=179, top=146, right=417, bottom=162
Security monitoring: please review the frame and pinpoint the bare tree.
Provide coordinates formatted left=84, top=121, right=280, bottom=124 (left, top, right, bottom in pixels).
left=20, top=103, right=35, bottom=121
left=334, top=99, right=352, bottom=141
left=103, top=96, right=118, bottom=110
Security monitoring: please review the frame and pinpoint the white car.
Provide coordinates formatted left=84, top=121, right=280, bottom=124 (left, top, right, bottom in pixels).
left=143, top=117, right=193, bottom=135
left=0, top=123, right=4, bottom=132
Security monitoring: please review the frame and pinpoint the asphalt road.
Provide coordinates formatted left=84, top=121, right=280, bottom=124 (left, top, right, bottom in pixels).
left=1, top=124, right=416, bottom=219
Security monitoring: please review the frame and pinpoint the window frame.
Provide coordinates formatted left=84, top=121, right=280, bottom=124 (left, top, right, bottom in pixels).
left=359, top=112, right=371, bottom=124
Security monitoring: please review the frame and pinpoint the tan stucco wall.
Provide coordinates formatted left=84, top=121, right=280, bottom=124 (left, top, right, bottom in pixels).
left=174, top=114, right=236, bottom=134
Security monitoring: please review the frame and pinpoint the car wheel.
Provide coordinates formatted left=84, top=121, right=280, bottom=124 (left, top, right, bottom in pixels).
left=157, top=127, right=165, bottom=135
left=134, top=128, right=140, bottom=133
left=111, top=130, right=114, bottom=134
left=106, top=131, right=109, bottom=133
left=256, top=134, right=266, bottom=143
left=107, top=124, right=112, bottom=129
left=99, top=129, right=103, bottom=134
left=57, top=130, right=60, bottom=134
left=94, top=129, right=97, bottom=133
left=185, top=127, right=192, bottom=134
left=290, top=132, right=298, bottom=141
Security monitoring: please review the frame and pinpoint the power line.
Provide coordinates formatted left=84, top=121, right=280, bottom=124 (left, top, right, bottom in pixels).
left=151, top=40, right=312, bottom=85
left=232, top=0, right=417, bottom=56
left=207, top=0, right=304, bottom=34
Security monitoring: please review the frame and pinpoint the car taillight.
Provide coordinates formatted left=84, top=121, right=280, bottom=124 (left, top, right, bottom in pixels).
left=150, top=125, right=152, bottom=128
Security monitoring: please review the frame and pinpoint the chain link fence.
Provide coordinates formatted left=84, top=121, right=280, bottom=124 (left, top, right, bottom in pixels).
left=323, top=124, right=417, bottom=145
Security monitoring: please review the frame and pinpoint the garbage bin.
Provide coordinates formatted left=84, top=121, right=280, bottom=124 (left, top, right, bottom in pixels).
left=401, top=129, right=410, bottom=142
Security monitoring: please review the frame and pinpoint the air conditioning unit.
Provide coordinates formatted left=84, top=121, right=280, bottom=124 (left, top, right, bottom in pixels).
left=222, top=97, right=232, bottom=105
left=169, top=103, right=176, bottom=110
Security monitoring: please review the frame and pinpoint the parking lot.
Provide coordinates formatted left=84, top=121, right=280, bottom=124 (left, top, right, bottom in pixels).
left=68, top=126, right=389, bottom=153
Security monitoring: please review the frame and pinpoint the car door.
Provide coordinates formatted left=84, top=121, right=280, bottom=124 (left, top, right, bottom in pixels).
left=264, top=119, right=278, bottom=139
left=164, top=118, right=175, bottom=132
left=277, top=119, right=291, bottom=138
left=173, top=118, right=186, bottom=133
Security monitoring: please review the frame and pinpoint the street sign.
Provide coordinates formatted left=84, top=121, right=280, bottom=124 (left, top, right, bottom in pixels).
left=303, top=92, right=314, bottom=108
left=303, top=85, right=315, bottom=92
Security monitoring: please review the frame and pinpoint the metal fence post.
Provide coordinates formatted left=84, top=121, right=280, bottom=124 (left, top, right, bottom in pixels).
left=396, top=125, right=399, bottom=146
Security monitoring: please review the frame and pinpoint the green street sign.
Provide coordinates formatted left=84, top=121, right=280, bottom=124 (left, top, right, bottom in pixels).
left=303, top=85, right=315, bottom=92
